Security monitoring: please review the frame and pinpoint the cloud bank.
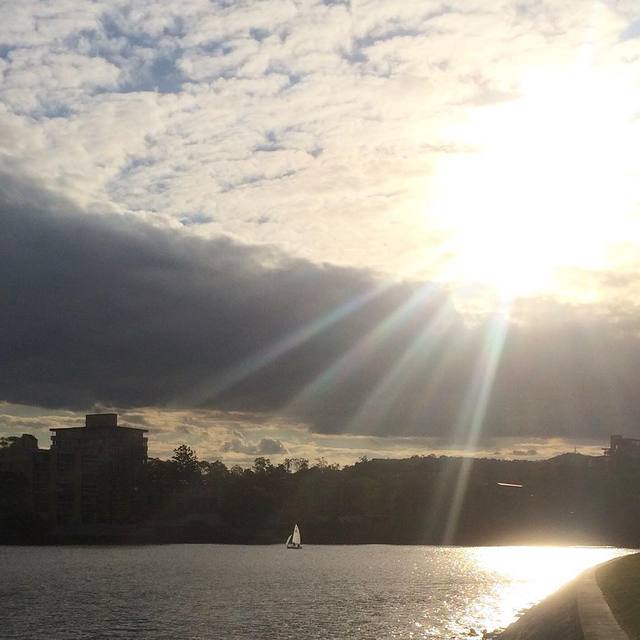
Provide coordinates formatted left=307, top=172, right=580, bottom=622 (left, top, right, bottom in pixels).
left=3, top=172, right=640, bottom=445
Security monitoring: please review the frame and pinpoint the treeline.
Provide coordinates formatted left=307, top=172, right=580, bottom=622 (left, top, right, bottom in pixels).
left=4, top=445, right=640, bottom=546
left=139, top=447, right=640, bottom=546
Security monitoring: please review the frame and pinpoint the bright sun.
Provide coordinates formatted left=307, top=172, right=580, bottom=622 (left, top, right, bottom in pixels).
left=425, top=64, right=639, bottom=300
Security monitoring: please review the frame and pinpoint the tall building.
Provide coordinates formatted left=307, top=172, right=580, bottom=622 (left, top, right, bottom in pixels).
left=0, top=434, right=51, bottom=521
left=50, top=413, right=148, bottom=526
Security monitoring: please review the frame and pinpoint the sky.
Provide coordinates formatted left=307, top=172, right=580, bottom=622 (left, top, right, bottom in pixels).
left=2, top=0, right=640, bottom=465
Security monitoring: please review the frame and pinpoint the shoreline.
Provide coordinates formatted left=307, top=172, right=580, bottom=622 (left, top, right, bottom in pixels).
left=0, top=538, right=632, bottom=547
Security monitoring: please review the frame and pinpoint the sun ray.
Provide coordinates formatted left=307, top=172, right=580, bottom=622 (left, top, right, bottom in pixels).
left=442, top=305, right=511, bottom=543
left=280, top=283, right=442, bottom=418
left=343, top=299, right=457, bottom=435
left=176, top=237, right=462, bottom=410
left=174, top=283, right=389, bottom=407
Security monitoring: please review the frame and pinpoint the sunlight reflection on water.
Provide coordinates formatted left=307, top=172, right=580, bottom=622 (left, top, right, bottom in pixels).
left=460, top=546, right=633, bottom=634
left=0, top=545, right=633, bottom=640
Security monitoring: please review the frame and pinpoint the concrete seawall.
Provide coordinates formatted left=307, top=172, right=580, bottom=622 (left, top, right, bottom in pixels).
left=577, top=569, right=627, bottom=640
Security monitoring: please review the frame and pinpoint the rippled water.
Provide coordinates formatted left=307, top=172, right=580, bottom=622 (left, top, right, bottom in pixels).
left=0, top=545, right=632, bottom=639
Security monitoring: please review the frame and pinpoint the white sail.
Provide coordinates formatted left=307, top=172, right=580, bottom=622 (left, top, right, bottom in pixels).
left=292, top=524, right=301, bottom=546
left=285, top=534, right=292, bottom=546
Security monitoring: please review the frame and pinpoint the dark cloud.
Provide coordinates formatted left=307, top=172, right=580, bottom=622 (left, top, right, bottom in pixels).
left=221, top=436, right=285, bottom=455
left=3, top=171, right=640, bottom=443
left=257, top=437, right=286, bottom=455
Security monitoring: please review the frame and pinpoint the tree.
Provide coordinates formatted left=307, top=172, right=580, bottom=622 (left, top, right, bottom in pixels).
left=171, top=444, right=201, bottom=487
left=172, top=444, right=198, bottom=467
left=313, top=457, right=340, bottom=472
left=290, top=457, right=309, bottom=472
left=200, top=459, right=228, bottom=480
left=252, top=457, right=272, bottom=474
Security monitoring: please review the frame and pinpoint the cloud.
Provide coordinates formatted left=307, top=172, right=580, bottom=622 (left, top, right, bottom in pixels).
left=257, top=438, right=286, bottom=454
left=3, top=1, right=640, bottom=451
left=4, top=171, right=640, bottom=446
left=2, top=0, right=636, bottom=287
left=0, top=402, right=609, bottom=465
left=0, top=171, right=459, bottom=434
left=0, top=399, right=614, bottom=466
left=511, top=449, right=538, bottom=457
left=2, top=48, right=120, bottom=115
left=222, top=434, right=286, bottom=456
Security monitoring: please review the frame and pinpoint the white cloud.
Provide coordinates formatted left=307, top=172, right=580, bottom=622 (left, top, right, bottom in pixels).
left=2, top=48, right=121, bottom=115
left=1, top=2, right=639, bottom=315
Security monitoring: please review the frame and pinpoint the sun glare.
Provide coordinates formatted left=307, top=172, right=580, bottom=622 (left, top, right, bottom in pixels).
left=425, top=65, right=639, bottom=300
left=470, top=546, right=633, bottom=631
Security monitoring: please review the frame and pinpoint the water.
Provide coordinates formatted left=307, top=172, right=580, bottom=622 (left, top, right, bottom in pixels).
left=0, top=545, right=632, bottom=639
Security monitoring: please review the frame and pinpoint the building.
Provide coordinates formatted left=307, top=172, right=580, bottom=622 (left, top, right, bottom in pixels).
left=0, top=434, right=51, bottom=521
left=1, top=414, right=148, bottom=533
left=50, top=413, right=148, bottom=526
left=603, top=435, right=640, bottom=459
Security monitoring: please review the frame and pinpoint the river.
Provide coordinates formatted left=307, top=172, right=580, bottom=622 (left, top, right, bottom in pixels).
left=0, top=545, right=632, bottom=639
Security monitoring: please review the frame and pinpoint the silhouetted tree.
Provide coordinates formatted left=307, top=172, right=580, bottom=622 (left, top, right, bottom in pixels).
left=171, top=444, right=201, bottom=488
left=172, top=444, right=199, bottom=468
left=7, top=439, right=640, bottom=546
left=252, top=457, right=272, bottom=474
left=290, top=457, right=309, bottom=472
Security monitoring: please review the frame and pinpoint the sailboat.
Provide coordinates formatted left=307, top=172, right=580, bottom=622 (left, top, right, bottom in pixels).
left=285, top=524, right=302, bottom=549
